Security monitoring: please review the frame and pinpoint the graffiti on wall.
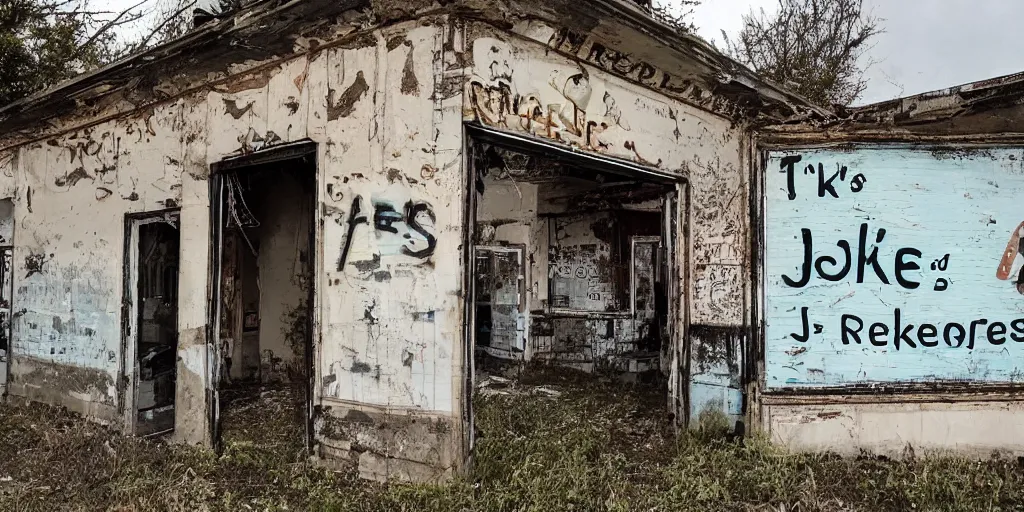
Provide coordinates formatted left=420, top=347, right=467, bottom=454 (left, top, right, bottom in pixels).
left=765, top=147, right=1024, bottom=388
left=464, top=38, right=659, bottom=164
left=545, top=28, right=747, bottom=120
left=336, top=195, right=437, bottom=271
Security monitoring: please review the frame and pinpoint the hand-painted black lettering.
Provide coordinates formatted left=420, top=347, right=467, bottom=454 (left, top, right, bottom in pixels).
left=818, top=163, right=847, bottom=198
left=918, top=323, right=938, bottom=347
left=373, top=203, right=402, bottom=233
left=894, top=248, right=921, bottom=289
left=893, top=308, right=915, bottom=350
left=338, top=196, right=368, bottom=271
left=402, top=201, right=437, bottom=258
left=856, top=223, right=889, bottom=284
left=814, top=240, right=852, bottom=281
left=944, top=322, right=966, bottom=348
left=1011, top=319, right=1024, bottom=342
left=782, top=228, right=812, bottom=288
left=850, top=172, right=866, bottom=192
left=791, top=306, right=810, bottom=342
left=987, top=321, right=1007, bottom=345
left=968, top=319, right=988, bottom=350
left=780, top=155, right=802, bottom=200
left=869, top=322, right=888, bottom=346
left=841, top=314, right=863, bottom=344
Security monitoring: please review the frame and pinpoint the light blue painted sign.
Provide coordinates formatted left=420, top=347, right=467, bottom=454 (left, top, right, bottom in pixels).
left=765, top=147, right=1024, bottom=388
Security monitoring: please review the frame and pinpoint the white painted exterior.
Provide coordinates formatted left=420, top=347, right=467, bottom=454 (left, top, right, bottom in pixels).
left=0, top=2, right=767, bottom=480
left=0, top=20, right=469, bottom=459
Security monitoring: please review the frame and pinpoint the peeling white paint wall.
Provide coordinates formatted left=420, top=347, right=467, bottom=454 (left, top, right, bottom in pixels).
left=3, top=95, right=202, bottom=424
left=0, top=17, right=468, bottom=462
left=315, top=24, right=464, bottom=416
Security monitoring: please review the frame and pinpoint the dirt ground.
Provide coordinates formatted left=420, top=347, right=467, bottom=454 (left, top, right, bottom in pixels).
left=1, top=366, right=1023, bottom=511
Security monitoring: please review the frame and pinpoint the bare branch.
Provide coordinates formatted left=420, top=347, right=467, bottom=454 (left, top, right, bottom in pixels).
left=132, top=0, right=198, bottom=51
left=723, top=0, right=881, bottom=106
left=76, top=0, right=149, bottom=53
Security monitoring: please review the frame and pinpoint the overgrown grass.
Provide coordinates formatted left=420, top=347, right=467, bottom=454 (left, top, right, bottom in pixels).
left=1, top=369, right=1023, bottom=511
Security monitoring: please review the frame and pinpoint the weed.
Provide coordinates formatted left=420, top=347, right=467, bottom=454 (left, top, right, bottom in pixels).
left=0, top=368, right=1022, bottom=511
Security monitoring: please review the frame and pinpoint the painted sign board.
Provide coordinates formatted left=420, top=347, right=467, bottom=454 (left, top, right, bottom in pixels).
left=765, top=147, right=1024, bottom=389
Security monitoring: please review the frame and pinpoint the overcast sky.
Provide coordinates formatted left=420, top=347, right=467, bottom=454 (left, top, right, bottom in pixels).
left=684, top=0, right=1024, bottom=106
left=106, top=0, right=1024, bottom=107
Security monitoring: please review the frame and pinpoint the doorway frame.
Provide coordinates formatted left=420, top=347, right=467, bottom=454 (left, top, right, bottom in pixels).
left=118, top=208, right=182, bottom=436
left=206, top=140, right=320, bottom=453
left=462, top=123, right=692, bottom=450
left=0, top=244, right=14, bottom=397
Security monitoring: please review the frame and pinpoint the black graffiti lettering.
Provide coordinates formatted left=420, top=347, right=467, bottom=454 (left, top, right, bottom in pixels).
left=967, top=319, right=988, bottom=350
left=779, top=155, right=802, bottom=200
left=782, top=228, right=812, bottom=288
left=944, top=323, right=966, bottom=348
left=635, top=63, right=657, bottom=82
left=1012, top=319, right=1024, bottom=342
left=791, top=306, right=810, bottom=342
left=894, top=248, right=921, bottom=289
left=402, top=201, right=437, bottom=258
left=934, top=278, right=949, bottom=291
left=850, top=173, right=867, bottom=192
left=987, top=321, right=1007, bottom=345
left=826, top=314, right=1023, bottom=351
left=918, top=323, right=938, bottom=347
left=818, top=164, right=848, bottom=198
left=611, top=54, right=635, bottom=75
left=785, top=224, right=926, bottom=289
left=373, top=203, right=402, bottom=233
left=857, top=223, right=889, bottom=284
left=841, top=314, right=863, bottom=344
left=814, top=239, right=852, bottom=281
left=869, top=322, right=889, bottom=346
left=893, top=308, right=916, bottom=350
left=338, top=196, right=368, bottom=271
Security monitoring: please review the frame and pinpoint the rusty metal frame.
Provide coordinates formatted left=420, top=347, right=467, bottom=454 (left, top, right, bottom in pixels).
left=754, top=140, right=1024, bottom=398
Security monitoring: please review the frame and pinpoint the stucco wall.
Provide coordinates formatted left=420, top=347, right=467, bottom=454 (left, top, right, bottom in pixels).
left=5, top=97, right=204, bottom=426
left=0, top=18, right=469, bottom=477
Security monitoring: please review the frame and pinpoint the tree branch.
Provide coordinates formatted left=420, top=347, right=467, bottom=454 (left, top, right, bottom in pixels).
left=132, top=0, right=198, bottom=51
left=76, top=0, right=148, bottom=53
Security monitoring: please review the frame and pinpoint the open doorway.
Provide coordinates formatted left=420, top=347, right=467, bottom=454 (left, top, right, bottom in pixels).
left=469, top=137, right=682, bottom=382
left=210, top=144, right=316, bottom=454
left=0, top=247, right=12, bottom=395
left=123, top=211, right=180, bottom=437
left=0, top=197, right=14, bottom=396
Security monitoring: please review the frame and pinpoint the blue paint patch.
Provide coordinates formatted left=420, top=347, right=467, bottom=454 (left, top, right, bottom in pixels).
left=765, top=147, right=1024, bottom=388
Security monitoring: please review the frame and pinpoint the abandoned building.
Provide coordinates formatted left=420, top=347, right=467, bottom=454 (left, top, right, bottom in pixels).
left=1, top=0, right=1024, bottom=483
